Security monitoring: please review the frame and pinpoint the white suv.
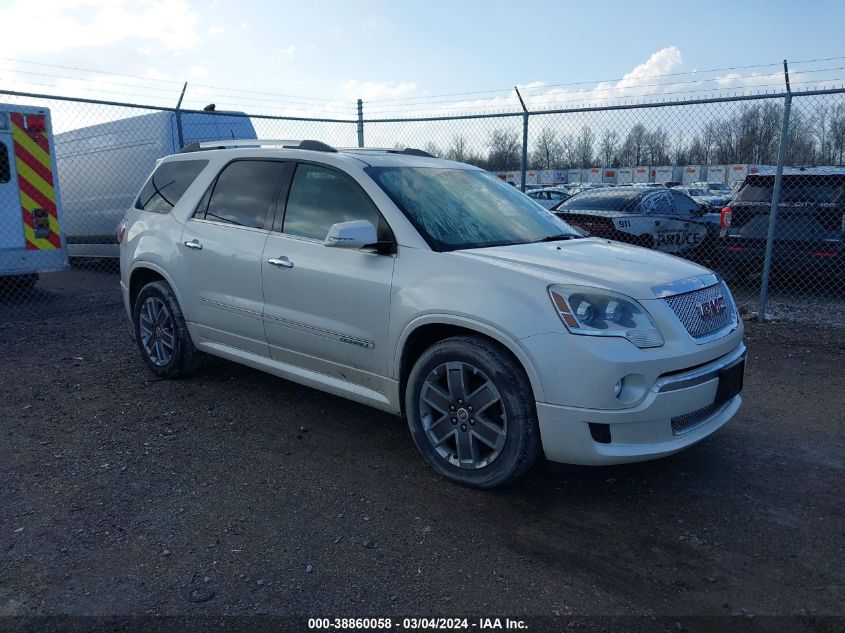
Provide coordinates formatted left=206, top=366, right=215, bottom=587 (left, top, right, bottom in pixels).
left=119, top=140, right=745, bottom=488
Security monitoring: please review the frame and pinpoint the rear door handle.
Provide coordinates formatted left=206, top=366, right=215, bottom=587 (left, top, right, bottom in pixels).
left=267, top=256, right=294, bottom=268
left=183, top=239, right=203, bottom=250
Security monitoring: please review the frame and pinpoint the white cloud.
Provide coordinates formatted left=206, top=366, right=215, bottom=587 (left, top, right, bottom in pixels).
left=344, top=80, right=417, bottom=101
left=207, top=25, right=225, bottom=37
left=0, top=0, right=201, bottom=57
left=275, top=45, right=296, bottom=59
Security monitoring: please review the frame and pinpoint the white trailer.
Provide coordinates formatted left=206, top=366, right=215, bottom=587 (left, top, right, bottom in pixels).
left=615, top=167, right=633, bottom=184
left=0, top=106, right=68, bottom=285
left=653, top=165, right=682, bottom=185
left=705, top=165, right=727, bottom=184
left=633, top=166, right=650, bottom=183
left=583, top=167, right=603, bottom=183
left=601, top=168, right=617, bottom=184
left=567, top=168, right=582, bottom=184
left=681, top=165, right=703, bottom=185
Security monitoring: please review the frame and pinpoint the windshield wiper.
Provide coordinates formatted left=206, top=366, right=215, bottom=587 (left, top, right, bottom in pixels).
left=531, top=234, right=581, bottom=243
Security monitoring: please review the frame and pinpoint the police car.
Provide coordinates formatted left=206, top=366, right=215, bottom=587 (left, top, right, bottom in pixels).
left=551, top=187, right=720, bottom=257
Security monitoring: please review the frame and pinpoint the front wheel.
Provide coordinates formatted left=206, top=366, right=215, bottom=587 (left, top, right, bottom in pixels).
left=405, top=336, right=541, bottom=489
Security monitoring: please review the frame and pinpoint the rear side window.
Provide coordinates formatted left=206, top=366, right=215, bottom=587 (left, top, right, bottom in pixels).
left=0, top=142, right=10, bottom=183
left=282, top=164, right=381, bottom=240
left=670, top=190, right=701, bottom=215
left=135, top=159, right=208, bottom=213
left=736, top=176, right=845, bottom=205
left=200, top=160, right=285, bottom=229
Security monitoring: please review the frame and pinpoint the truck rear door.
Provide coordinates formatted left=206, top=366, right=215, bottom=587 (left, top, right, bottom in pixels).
left=0, top=116, right=24, bottom=255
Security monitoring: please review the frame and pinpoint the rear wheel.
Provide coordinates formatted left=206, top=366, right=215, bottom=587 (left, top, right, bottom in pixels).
left=405, top=336, right=541, bottom=489
left=133, top=281, right=201, bottom=378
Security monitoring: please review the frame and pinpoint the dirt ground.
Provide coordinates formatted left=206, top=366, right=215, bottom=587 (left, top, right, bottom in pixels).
left=0, top=266, right=843, bottom=631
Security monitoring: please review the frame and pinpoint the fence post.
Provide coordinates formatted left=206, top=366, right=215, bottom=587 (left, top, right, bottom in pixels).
left=357, top=99, right=364, bottom=148
left=757, top=61, right=792, bottom=321
left=174, top=82, right=187, bottom=149
left=514, top=86, right=529, bottom=192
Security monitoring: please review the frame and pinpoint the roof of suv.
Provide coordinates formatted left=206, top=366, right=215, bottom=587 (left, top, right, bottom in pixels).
left=176, top=139, right=476, bottom=170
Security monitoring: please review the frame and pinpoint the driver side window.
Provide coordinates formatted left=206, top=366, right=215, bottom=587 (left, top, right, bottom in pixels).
left=282, top=164, right=382, bottom=241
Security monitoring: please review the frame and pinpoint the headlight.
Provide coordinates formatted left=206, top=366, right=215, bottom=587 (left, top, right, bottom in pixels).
left=548, top=285, right=664, bottom=348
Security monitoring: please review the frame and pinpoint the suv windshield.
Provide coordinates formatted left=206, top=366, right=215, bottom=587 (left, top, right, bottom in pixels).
left=366, top=167, right=577, bottom=251
left=735, top=175, right=845, bottom=204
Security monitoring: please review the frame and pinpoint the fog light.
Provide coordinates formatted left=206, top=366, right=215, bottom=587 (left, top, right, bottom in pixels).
left=613, top=378, right=624, bottom=398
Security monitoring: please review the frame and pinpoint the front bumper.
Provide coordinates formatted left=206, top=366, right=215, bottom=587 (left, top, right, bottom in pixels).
left=536, top=344, right=745, bottom=465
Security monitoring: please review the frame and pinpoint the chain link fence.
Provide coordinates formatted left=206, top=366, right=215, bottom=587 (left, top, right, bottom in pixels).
left=1, top=86, right=844, bottom=325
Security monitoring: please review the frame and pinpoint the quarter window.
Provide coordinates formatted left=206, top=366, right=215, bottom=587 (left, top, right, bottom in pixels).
left=202, top=160, right=286, bottom=229
left=0, top=142, right=10, bottom=184
left=135, top=159, right=208, bottom=214
left=283, top=164, right=381, bottom=241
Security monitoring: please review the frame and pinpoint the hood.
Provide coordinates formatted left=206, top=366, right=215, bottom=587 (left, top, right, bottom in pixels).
left=452, top=238, right=711, bottom=300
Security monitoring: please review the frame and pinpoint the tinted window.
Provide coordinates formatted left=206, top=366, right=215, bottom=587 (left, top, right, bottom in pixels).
left=135, top=159, right=207, bottom=213
left=560, top=191, right=641, bottom=212
left=670, top=190, right=702, bottom=215
left=550, top=191, right=568, bottom=200
left=283, top=164, right=381, bottom=240
left=203, top=160, right=285, bottom=229
left=0, top=141, right=11, bottom=184
left=366, top=167, right=577, bottom=251
left=736, top=175, right=845, bottom=204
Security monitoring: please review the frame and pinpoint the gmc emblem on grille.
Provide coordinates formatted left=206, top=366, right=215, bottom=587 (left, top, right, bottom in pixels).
left=697, top=295, right=727, bottom=319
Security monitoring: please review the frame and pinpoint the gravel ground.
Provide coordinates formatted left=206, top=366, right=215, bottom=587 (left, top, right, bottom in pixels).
left=0, top=267, right=843, bottom=631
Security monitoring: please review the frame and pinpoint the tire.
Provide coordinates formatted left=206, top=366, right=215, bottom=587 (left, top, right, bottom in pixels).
left=405, top=335, right=541, bottom=489
left=133, top=281, right=201, bottom=378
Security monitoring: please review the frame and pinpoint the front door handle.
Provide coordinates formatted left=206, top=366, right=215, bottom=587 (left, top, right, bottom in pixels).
left=183, top=239, right=203, bottom=250
left=267, top=256, right=294, bottom=268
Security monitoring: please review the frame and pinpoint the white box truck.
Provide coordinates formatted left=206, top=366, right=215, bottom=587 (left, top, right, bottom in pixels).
left=55, top=109, right=257, bottom=258
left=0, top=105, right=67, bottom=287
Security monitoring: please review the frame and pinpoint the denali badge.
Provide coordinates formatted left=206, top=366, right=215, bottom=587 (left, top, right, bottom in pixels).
left=697, top=295, right=727, bottom=319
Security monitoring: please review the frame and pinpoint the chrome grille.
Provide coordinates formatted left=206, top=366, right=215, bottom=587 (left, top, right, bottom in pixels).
left=671, top=401, right=729, bottom=436
left=664, top=282, right=735, bottom=340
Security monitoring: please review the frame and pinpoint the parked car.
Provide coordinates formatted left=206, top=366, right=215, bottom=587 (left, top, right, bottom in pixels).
left=672, top=185, right=729, bottom=211
left=717, top=169, right=845, bottom=277
left=526, top=186, right=571, bottom=209
left=120, top=140, right=745, bottom=488
left=691, top=181, right=734, bottom=201
left=551, top=187, right=721, bottom=258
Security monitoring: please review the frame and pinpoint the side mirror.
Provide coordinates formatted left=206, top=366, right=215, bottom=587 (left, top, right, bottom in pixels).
left=324, top=220, right=378, bottom=249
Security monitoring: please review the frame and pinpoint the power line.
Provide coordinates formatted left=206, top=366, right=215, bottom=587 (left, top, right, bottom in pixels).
left=366, top=56, right=845, bottom=105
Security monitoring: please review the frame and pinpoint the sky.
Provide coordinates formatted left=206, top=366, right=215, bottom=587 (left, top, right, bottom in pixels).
left=0, top=0, right=844, bottom=121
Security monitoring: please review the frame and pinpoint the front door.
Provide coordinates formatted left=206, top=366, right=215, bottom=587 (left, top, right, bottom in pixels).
left=261, top=162, right=395, bottom=391
left=178, top=159, right=286, bottom=356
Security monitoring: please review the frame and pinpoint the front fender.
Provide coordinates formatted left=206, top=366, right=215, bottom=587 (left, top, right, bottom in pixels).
left=393, top=313, right=547, bottom=403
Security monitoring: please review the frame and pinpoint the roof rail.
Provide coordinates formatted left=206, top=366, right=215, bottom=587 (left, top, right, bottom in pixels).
left=177, top=139, right=435, bottom=158
left=338, top=147, right=436, bottom=158
left=179, top=139, right=337, bottom=153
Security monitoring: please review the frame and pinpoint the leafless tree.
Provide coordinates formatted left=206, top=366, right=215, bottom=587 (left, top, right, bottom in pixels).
left=486, top=129, right=522, bottom=171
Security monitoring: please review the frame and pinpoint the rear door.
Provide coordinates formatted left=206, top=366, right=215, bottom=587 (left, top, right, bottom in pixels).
left=179, top=159, right=286, bottom=356
left=0, top=123, right=23, bottom=257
